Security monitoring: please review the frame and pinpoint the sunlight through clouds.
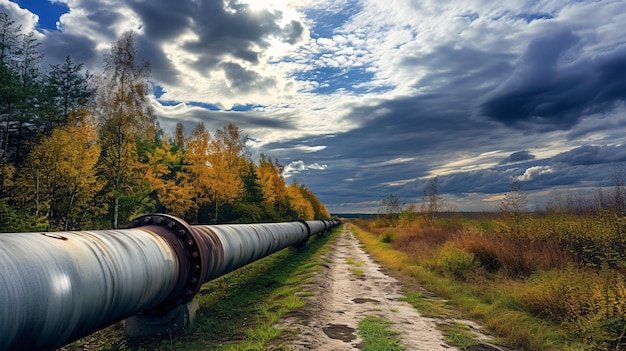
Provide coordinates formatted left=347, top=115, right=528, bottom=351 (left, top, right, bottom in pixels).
left=6, top=0, right=626, bottom=212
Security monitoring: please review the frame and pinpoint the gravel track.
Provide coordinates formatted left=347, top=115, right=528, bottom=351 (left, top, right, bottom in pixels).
left=273, top=225, right=460, bottom=350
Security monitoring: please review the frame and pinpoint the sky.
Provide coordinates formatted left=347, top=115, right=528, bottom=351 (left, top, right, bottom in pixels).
left=2, top=0, right=626, bottom=213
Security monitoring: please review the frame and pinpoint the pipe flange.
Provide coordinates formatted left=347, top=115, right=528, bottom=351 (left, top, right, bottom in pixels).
left=127, top=214, right=206, bottom=314
left=291, top=219, right=311, bottom=249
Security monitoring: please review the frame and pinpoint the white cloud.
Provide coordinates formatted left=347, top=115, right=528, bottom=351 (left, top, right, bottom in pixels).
left=284, top=160, right=328, bottom=177
left=517, top=166, right=554, bottom=182
left=0, top=1, right=39, bottom=36
left=382, top=178, right=417, bottom=187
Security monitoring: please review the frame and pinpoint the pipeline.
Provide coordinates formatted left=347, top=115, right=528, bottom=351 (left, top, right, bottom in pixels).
left=0, top=214, right=341, bottom=351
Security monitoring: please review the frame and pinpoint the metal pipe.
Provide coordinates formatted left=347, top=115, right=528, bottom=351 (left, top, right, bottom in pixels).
left=0, top=215, right=340, bottom=350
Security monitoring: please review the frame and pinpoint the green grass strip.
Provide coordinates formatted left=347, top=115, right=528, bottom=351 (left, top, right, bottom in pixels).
left=357, top=316, right=406, bottom=351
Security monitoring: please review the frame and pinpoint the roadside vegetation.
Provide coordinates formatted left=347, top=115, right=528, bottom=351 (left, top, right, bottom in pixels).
left=351, top=177, right=626, bottom=350
left=357, top=316, right=405, bottom=351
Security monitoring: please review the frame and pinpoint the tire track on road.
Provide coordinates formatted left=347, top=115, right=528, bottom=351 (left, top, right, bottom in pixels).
left=275, top=225, right=457, bottom=350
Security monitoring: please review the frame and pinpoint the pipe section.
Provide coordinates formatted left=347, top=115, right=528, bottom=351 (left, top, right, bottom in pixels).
left=0, top=215, right=341, bottom=350
left=0, top=229, right=179, bottom=351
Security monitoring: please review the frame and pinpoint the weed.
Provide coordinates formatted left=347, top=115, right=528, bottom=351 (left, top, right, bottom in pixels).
left=357, top=316, right=405, bottom=351
left=435, top=241, right=479, bottom=280
left=381, top=230, right=394, bottom=243
left=436, top=322, right=480, bottom=349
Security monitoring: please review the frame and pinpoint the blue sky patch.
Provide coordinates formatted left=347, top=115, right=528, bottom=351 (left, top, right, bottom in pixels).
left=305, top=0, right=362, bottom=39
left=15, top=0, right=68, bottom=30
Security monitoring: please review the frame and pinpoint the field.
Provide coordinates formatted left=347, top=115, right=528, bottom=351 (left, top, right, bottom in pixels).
left=58, top=210, right=626, bottom=350
left=349, top=210, right=626, bottom=350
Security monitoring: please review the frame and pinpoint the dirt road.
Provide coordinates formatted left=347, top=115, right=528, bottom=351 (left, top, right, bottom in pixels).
left=274, top=225, right=462, bottom=350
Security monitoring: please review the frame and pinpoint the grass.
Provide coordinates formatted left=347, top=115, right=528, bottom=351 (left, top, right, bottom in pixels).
left=357, top=316, right=406, bottom=351
left=399, top=290, right=455, bottom=318
left=348, top=222, right=579, bottom=350
left=64, top=226, right=339, bottom=351
left=353, top=268, right=364, bottom=276
left=436, top=322, right=480, bottom=349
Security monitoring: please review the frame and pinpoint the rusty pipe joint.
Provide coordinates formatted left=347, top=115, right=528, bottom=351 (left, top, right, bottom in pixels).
left=126, top=214, right=208, bottom=315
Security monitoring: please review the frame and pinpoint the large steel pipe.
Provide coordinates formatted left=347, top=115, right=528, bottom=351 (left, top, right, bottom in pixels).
left=0, top=214, right=340, bottom=350
left=0, top=229, right=179, bottom=351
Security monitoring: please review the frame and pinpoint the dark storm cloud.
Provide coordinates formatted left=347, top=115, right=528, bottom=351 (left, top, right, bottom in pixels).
left=481, top=28, right=626, bottom=131
left=85, top=8, right=124, bottom=39
left=551, top=144, right=626, bottom=166
left=127, top=0, right=191, bottom=40
left=60, top=0, right=306, bottom=92
left=402, top=45, right=515, bottom=93
left=280, top=20, right=305, bottom=45
left=177, top=1, right=303, bottom=72
left=136, top=36, right=182, bottom=86
left=158, top=107, right=298, bottom=138
left=499, top=150, right=535, bottom=164
left=330, top=84, right=503, bottom=161
left=221, top=62, right=276, bottom=93
left=439, top=169, right=514, bottom=194
left=40, top=32, right=99, bottom=69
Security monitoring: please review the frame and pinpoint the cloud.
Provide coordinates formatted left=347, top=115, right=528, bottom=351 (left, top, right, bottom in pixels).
left=284, top=160, right=328, bottom=177
left=551, top=144, right=626, bottom=166
left=8, top=0, right=626, bottom=213
left=517, top=166, right=553, bottom=182
left=500, top=150, right=536, bottom=164
left=480, top=28, right=626, bottom=131
left=0, top=1, right=38, bottom=34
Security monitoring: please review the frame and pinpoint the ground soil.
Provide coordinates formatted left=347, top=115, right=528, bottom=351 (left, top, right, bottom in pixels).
left=272, top=225, right=509, bottom=351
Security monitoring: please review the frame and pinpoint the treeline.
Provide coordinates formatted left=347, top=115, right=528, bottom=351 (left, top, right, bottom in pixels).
left=0, top=13, right=330, bottom=232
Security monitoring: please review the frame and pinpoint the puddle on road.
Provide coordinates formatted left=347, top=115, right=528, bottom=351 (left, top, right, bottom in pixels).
left=323, top=324, right=356, bottom=342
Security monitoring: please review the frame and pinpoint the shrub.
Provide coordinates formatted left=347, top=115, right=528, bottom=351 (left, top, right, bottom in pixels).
left=381, top=230, right=394, bottom=243
left=457, top=233, right=501, bottom=273
left=522, top=266, right=626, bottom=350
left=436, top=242, right=479, bottom=280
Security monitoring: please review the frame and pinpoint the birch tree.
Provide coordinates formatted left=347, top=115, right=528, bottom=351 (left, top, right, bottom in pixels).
left=95, top=31, right=159, bottom=228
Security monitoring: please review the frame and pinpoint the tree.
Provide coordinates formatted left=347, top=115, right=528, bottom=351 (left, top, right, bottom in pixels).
left=0, top=13, right=20, bottom=161
left=300, top=183, right=330, bottom=219
left=500, top=178, right=528, bottom=235
left=610, top=165, right=626, bottom=216
left=95, top=31, right=159, bottom=228
left=422, top=176, right=441, bottom=226
left=241, top=161, right=264, bottom=205
left=145, top=141, right=192, bottom=217
left=379, top=193, right=403, bottom=226
left=0, top=13, right=19, bottom=64
left=181, top=122, right=212, bottom=222
left=3, top=30, right=44, bottom=165
left=286, top=182, right=314, bottom=220
left=173, top=122, right=186, bottom=150
left=14, top=112, right=103, bottom=230
left=44, top=56, right=92, bottom=130
left=206, top=123, right=247, bottom=223
left=257, top=154, right=288, bottom=220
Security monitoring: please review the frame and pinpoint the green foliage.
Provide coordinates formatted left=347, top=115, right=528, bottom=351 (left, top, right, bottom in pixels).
left=358, top=316, right=405, bottom=351
left=354, top=209, right=626, bottom=350
left=522, top=266, right=626, bottom=350
left=381, top=230, right=394, bottom=243
left=436, top=322, right=480, bottom=349
left=0, top=11, right=331, bottom=230
left=436, top=241, right=479, bottom=280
